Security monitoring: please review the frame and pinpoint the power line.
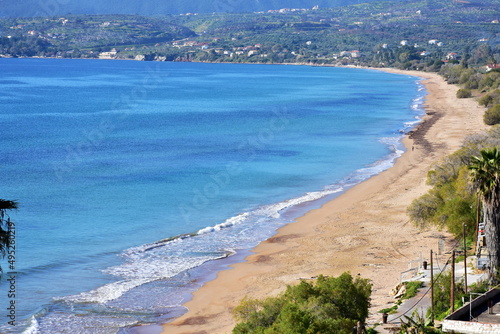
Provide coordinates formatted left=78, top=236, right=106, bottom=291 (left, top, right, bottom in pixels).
left=388, top=240, right=462, bottom=323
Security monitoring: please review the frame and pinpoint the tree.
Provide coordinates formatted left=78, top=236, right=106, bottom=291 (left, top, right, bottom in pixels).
left=469, top=148, right=500, bottom=283
left=0, top=199, right=18, bottom=275
left=473, top=44, right=492, bottom=65
left=232, top=273, right=372, bottom=334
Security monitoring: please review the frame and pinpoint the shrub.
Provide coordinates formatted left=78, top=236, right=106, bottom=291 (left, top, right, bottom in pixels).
left=484, top=104, right=500, bottom=125
left=379, top=305, right=398, bottom=314
left=409, top=126, right=500, bottom=238
left=479, top=93, right=494, bottom=107
left=456, top=88, right=472, bottom=98
left=408, top=164, right=477, bottom=237
left=479, top=72, right=500, bottom=92
left=401, top=310, right=441, bottom=333
left=440, top=64, right=465, bottom=84
left=232, top=273, right=372, bottom=334
left=403, top=281, right=424, bottom=299
left=431, top=271, right=463, bottom=320
left=479, top=90, right=500, bottom=108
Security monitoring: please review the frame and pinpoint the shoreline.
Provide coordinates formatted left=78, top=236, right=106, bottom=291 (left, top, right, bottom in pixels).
left=158, top=69, right=488, bottom=334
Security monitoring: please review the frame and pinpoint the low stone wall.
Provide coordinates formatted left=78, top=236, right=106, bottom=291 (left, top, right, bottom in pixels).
left=442, top=287, right=500, bottom=333
left=442, top=319, right=500, bottom=333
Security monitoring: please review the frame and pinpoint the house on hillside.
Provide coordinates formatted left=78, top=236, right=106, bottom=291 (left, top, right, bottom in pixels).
left=486, top=64, right=500, bottom=72
left=446, top=52, right=459, bottom=60
left=350, top=50, right=360, bottom=58
left=196, top=43, right=210, bottom=50
left=99, top=48, right=118, bottom=59
left=339, top=50, right=360, bottom=58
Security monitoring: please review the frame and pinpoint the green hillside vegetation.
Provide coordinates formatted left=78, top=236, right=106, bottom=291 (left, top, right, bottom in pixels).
left=428, top=271, right=490, bottom=321
left=408, top=126, right=500, bottom=239
left=0, top=15, right=196, bottom=57
left=231, top=273, right=372, bottom=334
left=0, top=0, right=498, bottom=66
left=407, top=124, right=500, bottom=321
left=438, top=65, right=500, bottom=126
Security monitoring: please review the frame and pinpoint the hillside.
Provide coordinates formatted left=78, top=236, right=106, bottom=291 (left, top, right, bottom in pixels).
left=0, top=0, right=413, bottom=17
left=0, top=0, right=498, bottom=69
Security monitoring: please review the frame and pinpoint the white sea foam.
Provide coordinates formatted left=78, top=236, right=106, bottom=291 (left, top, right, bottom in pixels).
left=255, top=188, right=344, bottom=219
left=58, top=279, right=150, bottom=304
left=357, top=136, right=406, bottom=174
left=59, top=249, right=229, bottom=304
left=34, top=311, right=141, bottom=334
left=197, top=212, right=251, bottom=234
left=21, top=316, right=39, bottom=334
left=411, top=95, right=425, bottom=110
left=196, top=188, right=345, bottom=237
left=122, top=233, right=190, bottom=256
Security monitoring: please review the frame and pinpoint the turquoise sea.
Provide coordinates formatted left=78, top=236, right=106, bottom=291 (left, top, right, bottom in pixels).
left=0, top=59, right=424, bottom=333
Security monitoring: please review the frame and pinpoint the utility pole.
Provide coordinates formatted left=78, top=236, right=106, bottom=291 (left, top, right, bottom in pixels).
left=475, top=199, right=481, bottom=254
left=430, top=249, right=434, bottom=324
left=451, top=250, right=456, bottom=313
left=464, top=224, right=468, bottom=294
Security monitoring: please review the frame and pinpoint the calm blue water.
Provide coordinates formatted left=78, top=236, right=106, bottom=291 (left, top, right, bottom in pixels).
left=0, top=59, right=425, bottom=333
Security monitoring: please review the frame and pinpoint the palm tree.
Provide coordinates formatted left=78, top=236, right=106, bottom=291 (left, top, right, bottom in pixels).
left=0, top=199, right=18, bottom=274
left=469, top=147, right=500, bottom=283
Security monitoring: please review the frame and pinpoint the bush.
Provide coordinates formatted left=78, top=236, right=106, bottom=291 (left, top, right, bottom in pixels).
left=408, top=165, right=477, bottom=237
left=407, top=133, right=495, bottom=239
left=479, top=93, right=494, bottom=107
left=431, top=271, right=465, bottom=320
left=401, top=310, right=441, bottom=333
left=379, top=305, right=398, bottom=314
left=440, top=64, right=466, bottom=84
left=456, top=88, right=472, bottom=98
left=479, top=72, right=500, bottom=92
left=403, top=281, right=424, bottom=299
left=232, top=273, right=372, bottom=334
left=484, top=105, right=500, bottom=125
left=429, top=271, right=491, bottom=321
left=479, top=90, right=500, bottom=108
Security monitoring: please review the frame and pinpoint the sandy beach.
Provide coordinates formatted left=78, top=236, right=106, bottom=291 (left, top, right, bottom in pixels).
left=160, top=69, right=487, bottom=334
